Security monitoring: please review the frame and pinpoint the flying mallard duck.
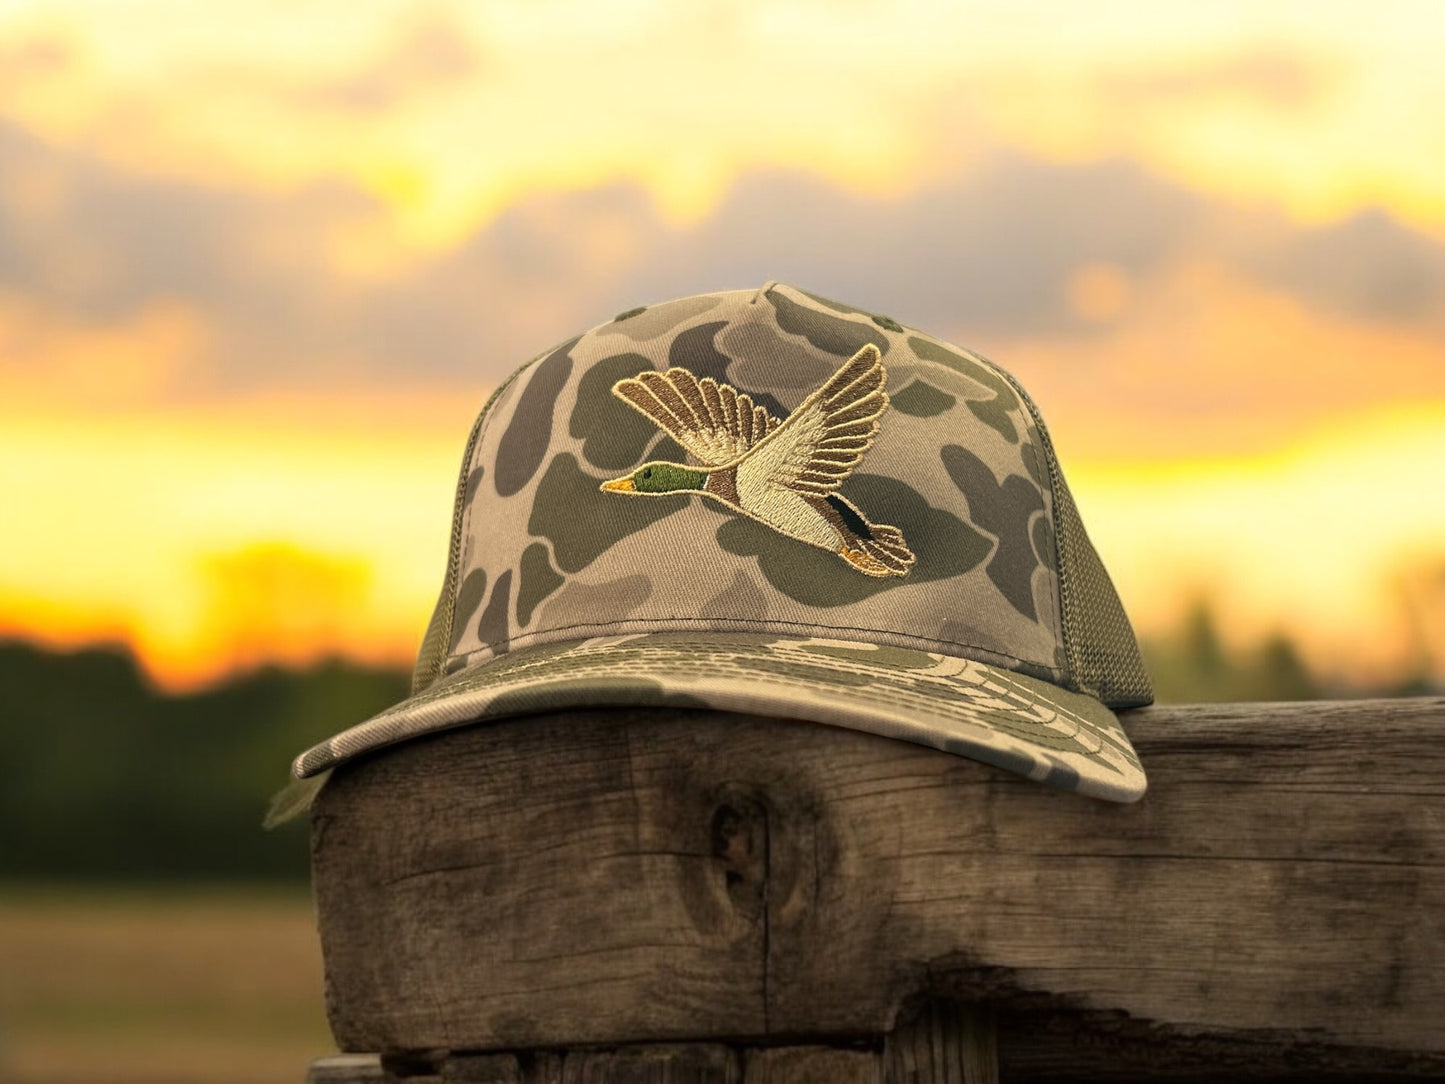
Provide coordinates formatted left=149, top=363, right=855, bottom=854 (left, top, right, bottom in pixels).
left=600, top=344, right=915, bottom=577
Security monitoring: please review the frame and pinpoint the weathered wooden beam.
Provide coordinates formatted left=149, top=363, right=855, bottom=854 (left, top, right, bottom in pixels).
left=306, top=1014, right=1441, bottom=1084
left=305, top=1008, right=993, bottom=1084
left=305, top=1043, right=881, bottom=1084
left=744, top=1045, right=880, bottom=1083
left=310, top=698, right=1444, bottom=1069
left=886, top=1001, right=997, bottom=1084
left=543, top=1045, right=736, bottom=1083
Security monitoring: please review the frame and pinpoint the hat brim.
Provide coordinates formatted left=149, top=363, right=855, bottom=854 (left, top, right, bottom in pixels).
left=293, top=631, right=1146, bottom=802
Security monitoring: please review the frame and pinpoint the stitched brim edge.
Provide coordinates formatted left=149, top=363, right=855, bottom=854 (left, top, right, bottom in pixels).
left=292, top=630, right=1146, bottom=802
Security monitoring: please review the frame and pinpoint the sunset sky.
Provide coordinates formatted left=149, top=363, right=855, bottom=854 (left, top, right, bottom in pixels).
left=2, top=0, right=1443, bottom=691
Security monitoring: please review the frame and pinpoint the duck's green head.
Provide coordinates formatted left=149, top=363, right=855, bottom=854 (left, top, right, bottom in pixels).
left=601, top=461, right=707, bottom=495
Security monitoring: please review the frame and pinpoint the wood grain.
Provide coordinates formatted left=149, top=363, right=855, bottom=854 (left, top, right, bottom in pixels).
left=311, top=698, right=1445, bottom=1062
left=885, top=1002, right=997, bottom=1084
left=744, top=1045, right=879, bottom=1083
left=549, top=1045, right=736, bottom=1083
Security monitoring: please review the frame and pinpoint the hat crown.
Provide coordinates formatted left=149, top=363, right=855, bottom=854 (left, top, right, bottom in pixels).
left=411, top=282, right=1150, bottom=708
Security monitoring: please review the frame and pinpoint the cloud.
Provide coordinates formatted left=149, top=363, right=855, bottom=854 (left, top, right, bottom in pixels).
left=1240, top=207, right=1445, bottom=324
left=648, top=153, right=1202, bottom=336
left=2, top=114, right=1443, bottom=411
left=0, top=119, right=391, bottom=390
left=301, top=15, right=483, bottom=113
left=1096, top=47, right=1334, bottom=112
left=0, top=32, right=75, bottom=81
left=0, top=29, right=78, bottom=116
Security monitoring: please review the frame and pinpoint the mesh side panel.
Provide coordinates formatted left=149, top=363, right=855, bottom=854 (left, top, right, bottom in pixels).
left=1051, top=473, right=1154, bottom=708
left=983, top=357, right=1152, bottom=708
left=410, top=584, right=451, bottom=695
left=409, top=363, right=537, bottom=694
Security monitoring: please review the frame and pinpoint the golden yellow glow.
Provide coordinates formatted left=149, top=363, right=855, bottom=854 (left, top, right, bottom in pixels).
left=1, top=0, right=1442, bottom=693
left=2, top=384, right=1441, bottom=690
left=197, top=543, right=373, bottom=675
left=1075, top=401, right=1445, bottom=687
left=0, top=394, right=476, bottom=689
left=5, top=1, right=1444, bottom=248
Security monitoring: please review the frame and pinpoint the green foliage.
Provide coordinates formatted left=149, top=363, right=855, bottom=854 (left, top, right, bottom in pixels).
left=0, top=640, right=408, bottom=883
left=1141, top=601, right=1324, bottom=703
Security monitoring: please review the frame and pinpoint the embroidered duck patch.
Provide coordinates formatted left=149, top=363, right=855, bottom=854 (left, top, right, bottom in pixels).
left=600, top=344, right=915, bottom=577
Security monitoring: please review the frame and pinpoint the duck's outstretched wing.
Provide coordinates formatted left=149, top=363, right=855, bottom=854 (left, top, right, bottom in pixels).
left=611, top=367, right=779, bottom=467
left=738, top=344, right=888, bottom=496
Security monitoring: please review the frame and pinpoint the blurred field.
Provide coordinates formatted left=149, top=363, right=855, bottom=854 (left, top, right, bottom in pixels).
left=0, top=887, right=333, bottom=1084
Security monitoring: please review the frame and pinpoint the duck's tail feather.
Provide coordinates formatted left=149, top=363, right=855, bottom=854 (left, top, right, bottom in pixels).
left=841, top=522, right=915, bottom=577
left=862, top=523, right=915, bottom=573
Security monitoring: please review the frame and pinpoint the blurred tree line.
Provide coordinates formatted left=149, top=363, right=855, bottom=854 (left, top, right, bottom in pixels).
left=1142, top=601, right=1440, bottom=703
left=1143, top=604, right=1321, bottom=703
left=1, top=607, right=1437, bottom=883
left=0, top=641, right=408, bottom=882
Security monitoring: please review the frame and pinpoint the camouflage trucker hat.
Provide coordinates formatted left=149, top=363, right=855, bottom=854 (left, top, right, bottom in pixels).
left=293, top=282, right=1154, bottom=801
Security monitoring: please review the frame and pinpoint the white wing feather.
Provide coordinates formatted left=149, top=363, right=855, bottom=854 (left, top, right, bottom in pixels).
left=735, top=344, right=888, bottom=500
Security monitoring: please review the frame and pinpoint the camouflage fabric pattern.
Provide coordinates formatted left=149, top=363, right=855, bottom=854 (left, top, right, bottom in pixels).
left=293, top=632, right=1143, bottom=801
left=294, top=282, right=1152, bottom=801
left=449, top=283, right=1066, bottom=676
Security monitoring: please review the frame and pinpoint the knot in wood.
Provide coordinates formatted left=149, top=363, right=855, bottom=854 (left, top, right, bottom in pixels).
left=710, top=790, right=770, bottom=920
